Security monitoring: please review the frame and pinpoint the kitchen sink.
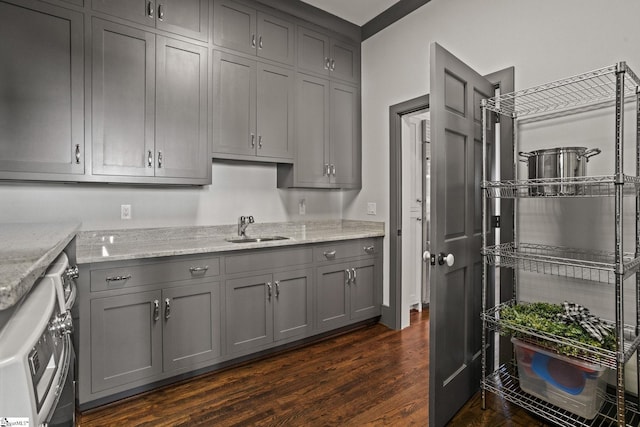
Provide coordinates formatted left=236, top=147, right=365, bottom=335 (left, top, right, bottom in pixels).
left=225, top=236, right=289, bottom=243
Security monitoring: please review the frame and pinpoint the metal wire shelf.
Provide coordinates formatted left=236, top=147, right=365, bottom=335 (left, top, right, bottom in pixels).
left=483, top=301, right=640, bottom=369
left=482, top=175, right=640, bottom=199
left=483, top=63, right=640, bottom=118
left=482, top=242, right=640, bottom=284
left=483, top=364, right=640, bottom=427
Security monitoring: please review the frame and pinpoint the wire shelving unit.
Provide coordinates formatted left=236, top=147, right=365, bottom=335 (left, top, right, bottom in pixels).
left=480, top=62, right=640, bottom=426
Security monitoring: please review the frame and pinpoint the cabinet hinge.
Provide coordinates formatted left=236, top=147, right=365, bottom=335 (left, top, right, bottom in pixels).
left=491, top=215, right=501, bottom=228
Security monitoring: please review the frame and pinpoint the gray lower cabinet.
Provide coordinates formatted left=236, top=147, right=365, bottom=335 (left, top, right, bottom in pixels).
left=92, top=19, right=209, bottom=183
left=316, top=258, right=380, bottom=332
left=89, top=281, right=221, bottom=393
left=78, top=239, right=380, bottom=409
left=213, top=51, right=294, bottom=162
left=91, top=0, right=209, bottom=42
left=277, top=74, right=360, bottom=188
left=213, top=0, right=294, bottom=65
left=226, top=268, right=312, bottom=354
left=0, top=0, right=84, bottom=179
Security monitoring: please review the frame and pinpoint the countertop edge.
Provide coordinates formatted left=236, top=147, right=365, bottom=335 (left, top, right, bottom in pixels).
left=0, top=222, right=81, bottom=310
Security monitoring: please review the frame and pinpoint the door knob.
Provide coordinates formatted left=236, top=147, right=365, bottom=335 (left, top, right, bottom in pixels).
left=438, top=253, right=455, bottom=267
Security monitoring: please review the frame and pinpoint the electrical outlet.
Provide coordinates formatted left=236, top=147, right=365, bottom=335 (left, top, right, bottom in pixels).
left=299, top=198, right=306, bottom=215
left=121, top=204, right=132, bottom=220
left=367, top=202, right=377, bottom=215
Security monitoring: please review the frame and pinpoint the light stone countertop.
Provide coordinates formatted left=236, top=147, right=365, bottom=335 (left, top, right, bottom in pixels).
left=0, top=222, right=81, bottom=310
left=77, top=220, right=385, bottom=264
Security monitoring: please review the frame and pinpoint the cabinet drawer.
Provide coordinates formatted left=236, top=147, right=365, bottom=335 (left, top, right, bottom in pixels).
left=90, top=256, right=220, bottom=292
left=225, top=247, right=313, bottom=274
left=314, top=239, right=378, bottom=262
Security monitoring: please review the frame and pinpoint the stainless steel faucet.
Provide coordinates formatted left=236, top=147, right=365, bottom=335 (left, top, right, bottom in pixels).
left=238, top=215, right=255, bottom=237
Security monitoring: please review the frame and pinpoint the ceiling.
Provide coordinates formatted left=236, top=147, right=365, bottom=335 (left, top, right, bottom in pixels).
left=300, top=0, right=401, bottom=26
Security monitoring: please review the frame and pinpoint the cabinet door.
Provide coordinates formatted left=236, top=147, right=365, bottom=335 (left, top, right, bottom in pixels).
left=156, top=36, right=208, bottom=179
left=350, top=259, right=381, bottom=321
left=156, top=0, right=209, bottom=42
left=294, top=74, right=330, bottom=186
left=273, top=269, right=312, bottom=341
left=213, top=0, right=256, bottom=56
left=163, top=281, right=221, bottom=372
left=256, top=12, right=294, bottom=65
left=91, top=0, right=152, bottom=27
left=92, top=19, right=155, bottom=177
left=316, top=263, right=350, bottom=332
left=330, top=82, right=361, bottom=188
left=330, top=40, right=359, bottom=83
left=225, top=274, right=273, bottom=354
left=297, top=26, right=329, bottom=77
left=90, top=291, right=162, bottom=393
left=213, top=51, right=256, bottom=157
left=0, top=0, right=84, bottom=176
left=256, top=64, right=293, bottom=160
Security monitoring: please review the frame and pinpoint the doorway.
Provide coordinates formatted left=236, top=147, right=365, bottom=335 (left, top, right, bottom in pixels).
left=401, top=108, right=429, bottom=328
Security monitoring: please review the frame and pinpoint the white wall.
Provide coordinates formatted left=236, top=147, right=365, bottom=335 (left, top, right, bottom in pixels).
left=0, top=162, right=343, bottom=230
left=348, top=0, right=640, bottom=307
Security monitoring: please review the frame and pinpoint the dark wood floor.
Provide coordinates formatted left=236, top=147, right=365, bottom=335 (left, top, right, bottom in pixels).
left=78, top=310, right=548, bottom=426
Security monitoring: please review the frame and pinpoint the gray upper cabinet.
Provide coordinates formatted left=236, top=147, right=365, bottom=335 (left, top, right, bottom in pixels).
left=91, top=0, right=209, bottom=41
left=92, top=19, right=209, bottom=182
left=0, top=0, right=84, bottom=179
left=213, top=51, right=293, bottom=162
left=297, top=25, right=359, bottom=84
left=278, top=74, right=360, bottom=188
left=213, top=0, right=294, bottom=65
left=155, top=36, right=209, bottom=179
left=92, top=20, right=155, bottom=178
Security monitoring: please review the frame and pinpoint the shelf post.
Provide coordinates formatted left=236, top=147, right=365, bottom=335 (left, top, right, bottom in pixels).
left=481, top=100, right=488, bottom=411
left=614, top=65, right=627, bottom=426
left=636, top=86, right=640, bottom=408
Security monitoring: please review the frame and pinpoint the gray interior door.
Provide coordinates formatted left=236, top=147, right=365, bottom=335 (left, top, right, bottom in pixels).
left=428, top=42, right=494, bottom=427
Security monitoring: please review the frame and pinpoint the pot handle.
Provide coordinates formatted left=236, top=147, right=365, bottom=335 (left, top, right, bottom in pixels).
left=518, top=151, right=533, bottom=163
left=581, top=148, right=601, bottom=161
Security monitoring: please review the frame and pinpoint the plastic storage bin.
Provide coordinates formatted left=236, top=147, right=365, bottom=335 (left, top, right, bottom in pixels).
left=512, top=338, right=608, bottom=419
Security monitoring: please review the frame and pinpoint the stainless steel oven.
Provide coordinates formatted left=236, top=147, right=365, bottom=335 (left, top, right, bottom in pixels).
left=0, top=253, right=76, bottom=426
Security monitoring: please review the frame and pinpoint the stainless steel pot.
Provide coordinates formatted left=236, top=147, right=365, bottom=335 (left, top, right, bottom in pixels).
left=519, top=147, right=601, bottom=195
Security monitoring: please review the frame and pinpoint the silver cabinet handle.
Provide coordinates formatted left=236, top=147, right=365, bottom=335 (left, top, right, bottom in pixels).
left=416, top=198, right=422, bottom=203
left=106, top=274, right=131, bottom=282
left=416, top=217, right=422, bottom=222
left=147, top=0, right=154, bottom=18
left=330, top=59, right=336, bottom=71
left=345, top=269, right=352, bottom=284
left=153, top=299, right=160, bottom=321
left=324, top=163, right=330, bottom=176
left=148, top=150, right=153, bottom=167
left=251, top=133, right=256, bottom=148
left=258, top=135, right=263, bottom=149
left=258, top=35, right=263, bottom=49
left=267, top=282, right=272, bottom=301
left=363, top=246, right=375, bottom=254
left=75, top=144, right=81, bottom=164
left=157, top=151, right=163, bottom=168
left=189, top=266, right=209, bottom=273
left=330, top=164, right=336, bottom=176
left=158, top=3, right=165, bottom=20
left=324, top=57, right=330, bottom=70
left=164, top=298, right=171, bottom=319
left=351, top=268, right=357, bottom=283
left=251, top=34, right=256, bottom=48
left=323, top=250, right=336, bottom=259
left=275, top=280, right=280, bottom=297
